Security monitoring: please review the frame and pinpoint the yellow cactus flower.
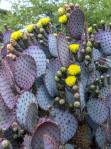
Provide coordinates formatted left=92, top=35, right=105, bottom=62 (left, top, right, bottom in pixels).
left=11, top=31, right=23, bottom=41
left=69, top=44, right=80, bottom=54
left=65, top=76, right=77, bottom=87
left=59, top=15, right=68, bottom=24
left=37, top=20, right=43, bottom=28
left=37, top=17, right=50, bottom=27
left=67, top=64, right=81, bottom=76
left=26, top=24, right=34, bottom=33
left=58, top=7, right=65, bottom=16
left=40, top=17, right=51, bottom=25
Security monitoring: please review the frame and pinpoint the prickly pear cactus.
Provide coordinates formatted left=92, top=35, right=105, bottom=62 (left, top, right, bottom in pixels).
left=0, top=2, right=111, bottom=149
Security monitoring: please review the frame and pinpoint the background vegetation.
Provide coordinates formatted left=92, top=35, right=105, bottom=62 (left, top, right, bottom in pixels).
left=0, top=0, right=111, bottom=31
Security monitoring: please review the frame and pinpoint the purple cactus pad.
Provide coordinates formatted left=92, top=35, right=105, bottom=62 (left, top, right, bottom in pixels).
left=36, top=85, right=54, bottom=111
left=31, top=118, right=60, bottom=149
left=50, top=108, right=78, bottom=143
left=0, top=95, right=15, bottom=130
left=24, top=45, right=46, bottom=78
left=14, top=54, right=36, bottom=90
left=95, top=31, right=111, bottom=55
left=44, top=58, right=61, bottom=97
left=57, top=33, right=70, bottom=66
left=16, top=91, right=38, bottom=133
left=67, top=8, right=85, bottom=39
left=87, top=99, right=109, bottom=124
left=48, top=34, right=58, bottom=57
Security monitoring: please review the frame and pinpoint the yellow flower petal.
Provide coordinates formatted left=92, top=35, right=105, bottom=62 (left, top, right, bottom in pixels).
left=67, top=64, right=81, bottom=76
left=59, top=15, right=68, bottom=24
left=11, top=31, right=23, bottom=41
left=37, top=20, right=43, bottom=28
left=42, top=17, right=50, bottom=25
left=26, top=24, right=34, bottom=33
left=65, top=76, right=77, bottom=87
left=69, top=44, right=80, bottom=54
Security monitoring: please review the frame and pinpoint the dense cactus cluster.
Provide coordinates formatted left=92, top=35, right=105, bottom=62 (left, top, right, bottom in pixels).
left=0, top=2, right=111, bottom=149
